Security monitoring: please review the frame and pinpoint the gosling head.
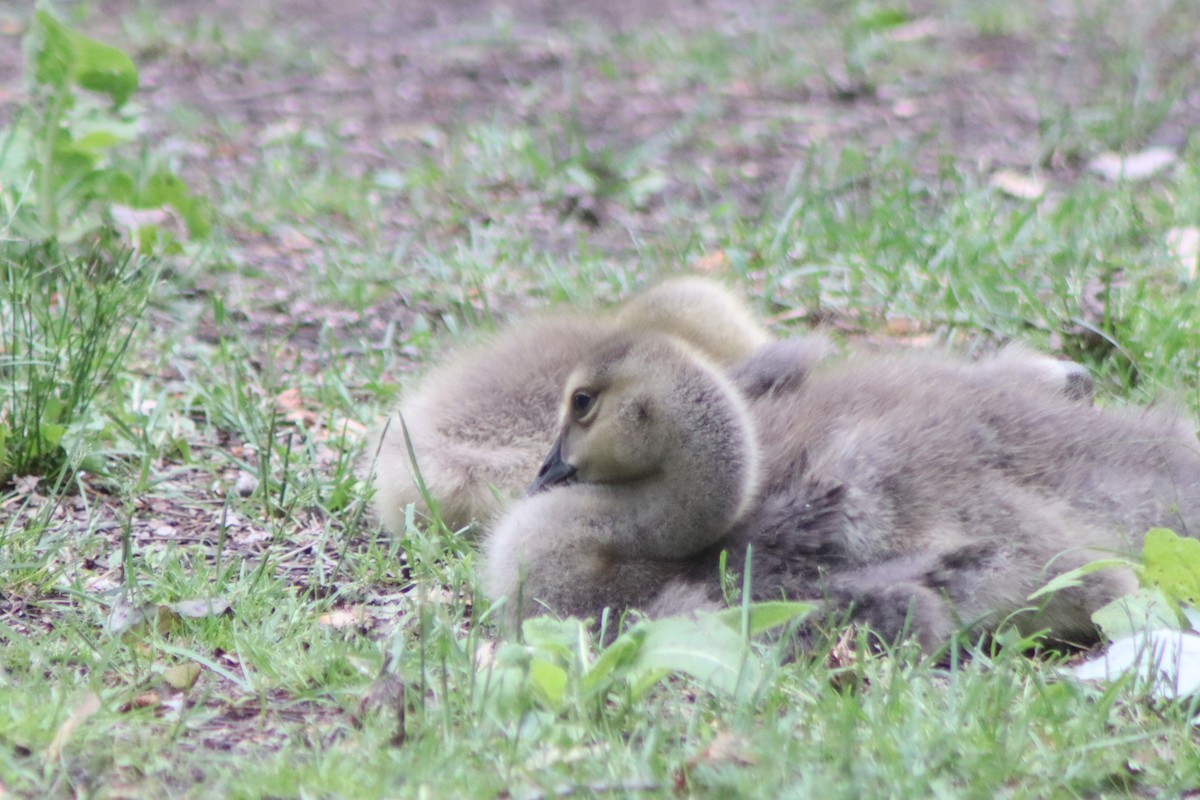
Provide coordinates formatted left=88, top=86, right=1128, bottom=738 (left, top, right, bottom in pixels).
left=615, top=277, right=770, bottom=368
left=529, top=339, right=664, bottom=494
left=527, top=333, right=760, bottom=527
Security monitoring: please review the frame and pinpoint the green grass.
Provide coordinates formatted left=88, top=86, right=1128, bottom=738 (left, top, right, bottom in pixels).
left=1, top=0, right=1199, bottom=797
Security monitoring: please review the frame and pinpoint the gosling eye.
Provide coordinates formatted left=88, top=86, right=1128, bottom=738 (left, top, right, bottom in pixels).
left=571, top=390, right=594, bottom=419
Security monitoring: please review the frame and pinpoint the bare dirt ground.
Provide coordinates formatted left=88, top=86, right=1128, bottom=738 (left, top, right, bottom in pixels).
left=112, top=1, right=1200, bottom=183
left=39, top=0, right=1195, bottom=327
left=6, top=0, right=1195, bottom=341
left=8, top=0, right=1166, bottom=352
left=10, top=1, right=1185, bottom=233
left=6, top=0, right=1199, bottom=214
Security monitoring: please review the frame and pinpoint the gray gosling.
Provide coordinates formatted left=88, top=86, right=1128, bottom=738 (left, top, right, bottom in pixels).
left=371, top=278, right=817, bottom=535
left=482, top=333, right=759, bottom=622
left=483, top=334, right=1200, bottom=650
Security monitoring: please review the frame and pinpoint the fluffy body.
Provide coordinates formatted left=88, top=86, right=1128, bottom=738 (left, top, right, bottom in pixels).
left=371, top=278, right=793, bottom=534
left=483, top=335, right=1200, bottom=649
left=732, top=342, right=1197, bottom=649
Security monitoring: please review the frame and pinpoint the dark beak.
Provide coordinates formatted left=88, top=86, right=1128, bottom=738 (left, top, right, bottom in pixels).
left=526, top=436, right=577, bottom=495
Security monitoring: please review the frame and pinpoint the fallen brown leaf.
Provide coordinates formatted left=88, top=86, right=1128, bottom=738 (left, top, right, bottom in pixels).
left=826, top=626, right=864, bottom=693
left=689, top=730, right=757, bottom=768
left=886, top=18, right=942, bottom=42
left=324, top=416, right=368, bottom=438
left=167, top=598, right=233, bottom=619
left=13, top=476, right=40, bottom=496
left=125, top=691, right=163, bottom=711
left=1089, top=147, right=1177, bottom=181
left=106, top=595, right=147, bottom=637
left=275, top=226, right=315, bottom=253
left=691, top=250, right=730, bottom=273
left=275, top=389, right=320, bottom=429
left=762, top=307, right=817, bottom=326
left=884, top=317, right=926, bottom=336
left=275, top=388, right=305, bottom=411
left=162, top=662, right=203, bottom=690
left=318, top=607, right=371, bottom=630
left=111, top=205, right=172, bottom=231
left=1167, top=227, right=1199, bottom=281
left=422, top=586, right=456, bottom=605
left=990, top=169, right=1046, bottom=200
left=45, top=691, right=100, bottom=761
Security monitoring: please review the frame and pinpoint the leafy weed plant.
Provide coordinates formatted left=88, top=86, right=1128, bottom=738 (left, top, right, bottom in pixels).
left=5, top=11, right=209, bottom=249
left=0, top=239, right=157, bottom=485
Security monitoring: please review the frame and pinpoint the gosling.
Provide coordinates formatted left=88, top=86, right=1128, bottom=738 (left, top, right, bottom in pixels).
left=371, top=278, right=825, bottom=534
left=483, top=333, right=1200, bottom=650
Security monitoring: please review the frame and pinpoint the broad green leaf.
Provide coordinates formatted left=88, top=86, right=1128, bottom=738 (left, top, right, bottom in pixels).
left=520, top=616, right=582, bottom=660
left=77, top=453, right=110, bottom=476
left=42, top=396, right=71, bottom=427
left=48, top=150, right=99, bottom=195
left=39, top=423, right=66, bottom=449
left=72, top=114, right=140, bottom=142
left=70, top=130, right=131, bottom=153
left=1092, top=587, right=1187, bottom=641
left=527, top=658, right=568, bottom=708
left=1142, top=528, right=1200, bottom=605
left=135, top=225, right=167, bottom=254
left=855, top=7, right=909, bottom=31
left=633, top=614, right=758, bottom=696
left=0, top=125, right=35, bottom=174
left=579, top=629, right=644, bottom=697
left=493, top=641, right=531, bottom=669
left=72, top=39, right=138, bottom=107
left=44, top=12, right=137, bottom=107
left=34, top=12, right=138, bottom=107
left=90, top=169, right=135, bottom=204
left=32, top=11, right=74, bottom=92
left=1027, top=558, right=1136, bottom=601
left=138, top=171, right=212, bottom=239
left=139, top=171, right=190, bottom=207
left=716, top=601, right=815, bottom=637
